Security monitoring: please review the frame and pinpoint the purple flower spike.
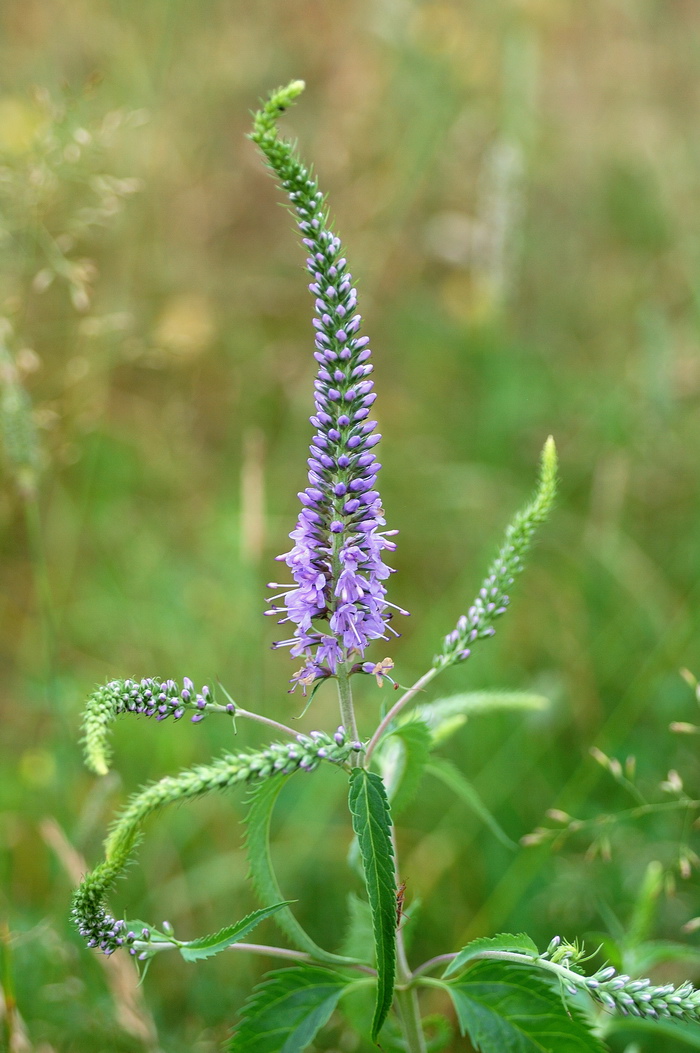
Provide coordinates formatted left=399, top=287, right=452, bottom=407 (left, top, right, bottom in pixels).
left=255, top=116, right=406, bottom=688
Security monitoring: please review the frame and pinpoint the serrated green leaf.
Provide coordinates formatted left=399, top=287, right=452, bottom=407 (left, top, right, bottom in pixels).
left=444, top=933, right=539, bottom=977
left=179, top=902, right=292, bottom=962
left=348, top=768, right=396, bottom=1040
left=444, top=961, right=605, bottom=1052
left=381, top=720, right=432, bottom=817
left=427, top=758, right=516, bottom=850
left=414, top=692, right=549, bottom=745
left=229, top=965, right=351, bottom=1052
left=244, top=776, right=352, bottom=966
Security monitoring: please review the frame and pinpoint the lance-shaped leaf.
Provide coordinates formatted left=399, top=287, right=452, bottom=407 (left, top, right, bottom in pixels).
left=443, top=933, right=538, bottom=978
left=443, top=960, right=605, bottom=1053
left=179, top=903, right=292, bottom=962
left=427, top=758, right=516, bottom=851
left=348, top=768, right=396, bottom=1041
left=229, top=965, right=352, bottom=1052
left=414, top=692, right=549, bottom=746
left=245, top=776, right=353, bottom=966
left=380, top=720, right=432, bottom=817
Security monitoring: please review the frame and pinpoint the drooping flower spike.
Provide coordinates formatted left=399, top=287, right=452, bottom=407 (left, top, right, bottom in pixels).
left=251, top=82, right=407, bottom=689
left=82, top=677, right=232, bottom=776
left=72, top=726, right=362, bottom=956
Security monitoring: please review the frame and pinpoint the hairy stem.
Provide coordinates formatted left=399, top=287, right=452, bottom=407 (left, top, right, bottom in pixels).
left=412, top=953, right=457, bottom=978
left=395, top=987, right=428, bottom=1053
left=391, top=829, right=427, bottom=1052
left=131, top=939, right=376, bottom=974
left=233, top=706, right=298, bottom=739
left=336, top=666, right=362, bottom=765
left=364, top=667, right=438, bottom=765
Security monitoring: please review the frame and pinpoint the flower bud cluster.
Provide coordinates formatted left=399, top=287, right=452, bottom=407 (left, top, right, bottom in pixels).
left=435, top=437, right=556, bottom=670
left=585, top=967, right=700, bottom=1023
left=253, top=84, right=405, bottom=687
left=73, top=906, right=140, bottom=958
left=540, top=936, right=700, bottom=1025
left=82, top=676, right=232, bottom=775
left=73, top=727, right=362, bottom=955
left=102, top=676, right=226, bottom=723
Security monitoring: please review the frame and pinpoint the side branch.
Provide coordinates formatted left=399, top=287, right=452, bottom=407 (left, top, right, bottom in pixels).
left=81, top=676, right=297, bottom=776
left=72, top=729, right=359, bottom=958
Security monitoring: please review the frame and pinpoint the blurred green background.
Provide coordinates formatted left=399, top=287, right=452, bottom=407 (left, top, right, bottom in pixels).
left=2, top=0, right=700, bottom=1049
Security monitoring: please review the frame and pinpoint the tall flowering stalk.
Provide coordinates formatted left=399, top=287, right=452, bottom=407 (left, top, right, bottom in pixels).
left=69, top=80, right=700, bottom=1053
left=252, top=81, right=405, bottom=692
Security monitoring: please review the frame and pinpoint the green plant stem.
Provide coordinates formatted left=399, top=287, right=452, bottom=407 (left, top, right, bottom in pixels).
left=233, top=706, right=298, bottom=739
left=391, top=829, right=427, bottom=1052
left=336, top=665, right=362, bottom=765
left=416, top=948, right=606, bottom=992
left=396, top=986, right=428, bottom=1053
left=412, top=953, right=456, bottom=978
left=130, top=938, right=376, bottom=973
left=364, top=667, right=438, bottom=765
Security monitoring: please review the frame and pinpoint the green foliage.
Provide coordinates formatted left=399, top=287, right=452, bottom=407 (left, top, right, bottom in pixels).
left=244, top=777, right=353, bottom=967
left=381, top=719, right=433, bottom=817
left=444, top=933, right=538, bottom=977
left=443, top=960, right=605, bottom=1053
left=427, top=757, right=517, bottom=850
left=0, top=335, right=40, bottom=498
left=602, top=1015, right=700, bottom=1049
left=630, top=941, right=700, bottom=974
left=228, top=965, right=352, bottom=1052
left=5, top=12, right=700, bottom=1047
left=178, top=904, right=292, bottom=962
left=338, top=892, right=375, bottom=965
left=413, top=691, right=549, bottom=745
left=347, top=768, right=396, bottom=1041
left=423, top=1014, right=455, bottom=1052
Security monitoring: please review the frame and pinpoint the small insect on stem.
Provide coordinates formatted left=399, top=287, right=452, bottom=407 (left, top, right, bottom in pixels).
left=396, top=880, right=407, bottom=928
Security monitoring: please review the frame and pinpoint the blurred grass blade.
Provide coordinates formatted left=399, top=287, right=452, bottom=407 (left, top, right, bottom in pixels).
left=602, top=1015, right=700, bottom=1049
left=427, top=758, right=516, bottom=850
left=414, top=691, right=549, bottom=746
left=626, top=859, right=664, bottom=949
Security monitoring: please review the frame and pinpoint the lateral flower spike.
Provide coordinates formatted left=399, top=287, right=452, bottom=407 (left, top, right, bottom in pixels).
left=72, top=728, right=362, bottom=956
left=82, top=677, right=232, bottom=776
left=436, top=436, right=557, bottom=670
left=251, top=82, right=407, bottom=692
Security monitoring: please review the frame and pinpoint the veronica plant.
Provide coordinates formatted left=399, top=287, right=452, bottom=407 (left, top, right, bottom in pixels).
left=72, top=82, right=700, bottom=1053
